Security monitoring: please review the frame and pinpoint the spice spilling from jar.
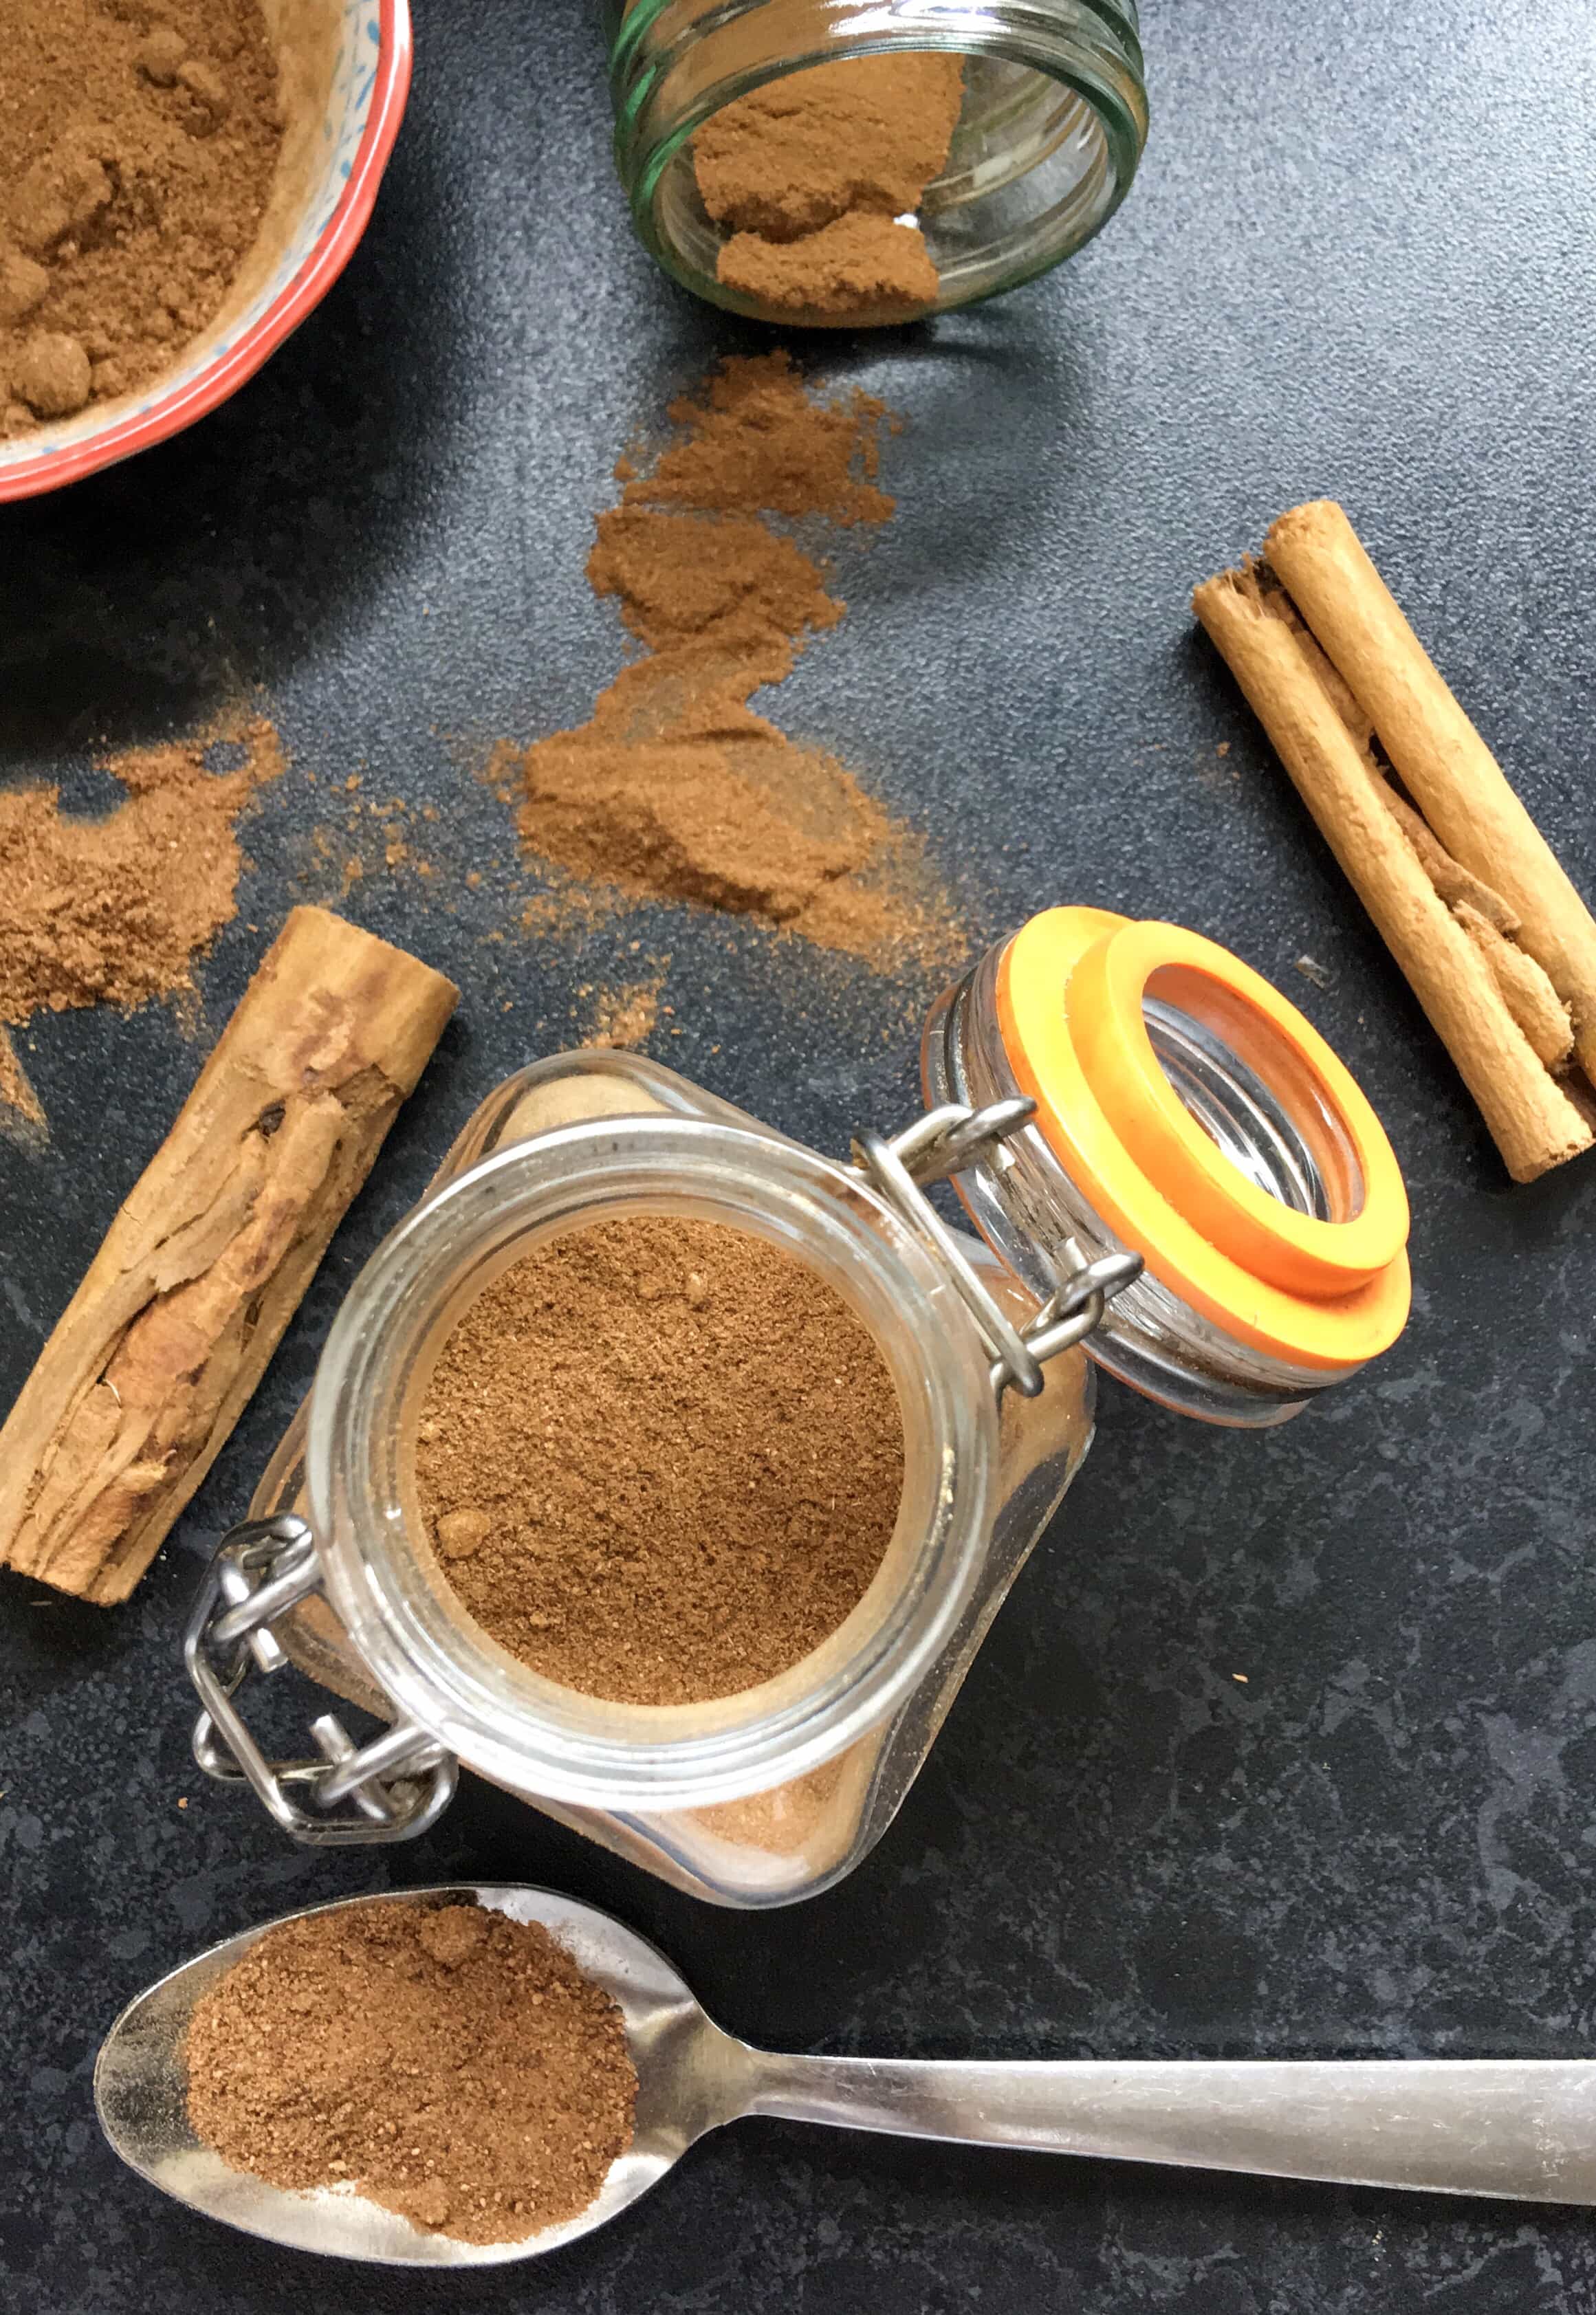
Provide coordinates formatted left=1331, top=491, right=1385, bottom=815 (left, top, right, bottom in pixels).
left=695, top=54, right=965, bottom=320
left=184, top=1900, right=637, bottom=2246
left=415, top=1214, right=905, bottom=1706
left=1, top=0, right=283, bottom=436
left=503, top=351, right=966, bottom=974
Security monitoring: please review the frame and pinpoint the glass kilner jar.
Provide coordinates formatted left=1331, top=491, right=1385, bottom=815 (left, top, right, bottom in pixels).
left=600, top=2, right=1150, bottom=325
left=186, top=908, right=1410, bottom=1909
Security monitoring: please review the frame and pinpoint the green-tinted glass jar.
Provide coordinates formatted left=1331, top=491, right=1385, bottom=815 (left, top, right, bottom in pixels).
left=602, top=1, right=1149, bottom=325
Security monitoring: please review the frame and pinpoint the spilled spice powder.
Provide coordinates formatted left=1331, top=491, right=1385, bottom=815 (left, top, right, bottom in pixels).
left=0, top=714, right=283, bottom=1033
left=695, top=54, right=965, bottom=320
left=415, top=1214, right=905, bottom=1707
left=1, top=0, right=283, bottom=436
left=185, top=1900, right=637, bottom=2246
left=585, top=972, right=665, bottom=1049
left=0, top=1030, right=47, bottom=1143
left=628, top=354, right=896, bottom=525
left=506, top=352, right=965, bottom=974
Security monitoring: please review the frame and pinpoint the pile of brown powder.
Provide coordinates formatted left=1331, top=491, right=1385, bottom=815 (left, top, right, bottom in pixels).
left=1, top=0, right=282, bottom=437
left=505, top=351, right=964, bottom=973
left=185, top=1900, right=637, bottom=2246
left=0, top=712, right=281, bottom=1132
left=415, top=1214, right=905, bottom=1707
left=585, top=971, right=666, bottom=1049
left=0, top=714, right=283, bottom=1026
left=694, top=54, right=965, bottom=320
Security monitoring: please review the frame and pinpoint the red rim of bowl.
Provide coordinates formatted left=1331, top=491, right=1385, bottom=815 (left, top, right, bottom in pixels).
left=0, top=0, right=413, bottom=505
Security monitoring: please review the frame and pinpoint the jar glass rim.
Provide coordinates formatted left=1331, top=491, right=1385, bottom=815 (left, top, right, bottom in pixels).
left=610, top=0, right=1150, bottom=321
left=305, top=1115, right=1000, bottom=1808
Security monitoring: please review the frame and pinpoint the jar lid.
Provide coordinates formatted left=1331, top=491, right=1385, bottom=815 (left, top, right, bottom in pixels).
left=995, top=907, right=1411, bottom=1371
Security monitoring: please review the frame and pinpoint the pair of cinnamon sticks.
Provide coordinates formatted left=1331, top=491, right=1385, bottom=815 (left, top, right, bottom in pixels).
left=1196, top=503, right=1596, bottom=1182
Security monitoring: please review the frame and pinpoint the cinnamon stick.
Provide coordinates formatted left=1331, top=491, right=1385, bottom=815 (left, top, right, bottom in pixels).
left=1269, top=574, right=1578, bottom=1062
left=1265, top=500, right=1596, bottom=1082
left=1372, top=779, right=1519, bottom=934
left=1192, top=563, right=1592, bottom=1182
left=0, top=908, right=457, bottom=1603
left=1452, top=902, right=1575, bottom=1072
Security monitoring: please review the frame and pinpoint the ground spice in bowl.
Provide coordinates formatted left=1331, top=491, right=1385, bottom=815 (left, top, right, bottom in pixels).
left=184, top=1899, right=637, bottom=2247
left=693, top=52, right=965, bottom=320
left=414, top=1213, right=906, bottom=1707
left=1, top=0, right=283, bottom=436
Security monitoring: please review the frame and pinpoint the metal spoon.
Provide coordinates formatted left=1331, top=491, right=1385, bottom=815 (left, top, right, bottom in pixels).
left=96, top=1883, right=1596, bottom=2268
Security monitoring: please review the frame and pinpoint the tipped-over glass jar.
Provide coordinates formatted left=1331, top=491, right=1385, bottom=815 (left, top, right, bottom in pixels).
left=186, top=908, right=1410, bottom=1909
left=602, top=2, right=1149, bottom=325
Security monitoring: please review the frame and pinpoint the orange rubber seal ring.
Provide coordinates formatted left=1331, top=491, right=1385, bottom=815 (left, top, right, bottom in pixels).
left=996, top=908, right=1410, bottom=1370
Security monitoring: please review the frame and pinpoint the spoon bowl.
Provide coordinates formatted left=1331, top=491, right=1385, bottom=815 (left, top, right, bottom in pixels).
left=97, top=1881, right=1596, bottom=2266
left=94, top=1883, right=752, bottom=2268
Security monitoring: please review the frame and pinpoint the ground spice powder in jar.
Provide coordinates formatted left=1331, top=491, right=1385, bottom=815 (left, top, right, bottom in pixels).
left=184, top=1900, right=637, bottom=2246
left=415, top=1213, right=906, bottom=1707
left=1, top=0, right=283, bottom=435
left=694, top=53, right=965, bottom=320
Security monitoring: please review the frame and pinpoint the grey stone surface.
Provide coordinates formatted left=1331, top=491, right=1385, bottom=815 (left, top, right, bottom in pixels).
left=3, top=0, right=1595, bottom=2306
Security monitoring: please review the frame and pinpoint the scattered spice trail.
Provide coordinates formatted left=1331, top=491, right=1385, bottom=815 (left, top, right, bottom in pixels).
left=504, top=351, right=965, bottom=976
left=584, top=972, right=666, bottom=1049
left=186, top=1900, right=637, bottom=2246
left=695, top=53, right=965, bottom=319
left=0, top=713, right=283, bottom=1130
left=416, top=1214, right=905, bottom=1706
left=1, top=0, right=283, bottom=436
left=0, top=1032, right=47, bottom=1145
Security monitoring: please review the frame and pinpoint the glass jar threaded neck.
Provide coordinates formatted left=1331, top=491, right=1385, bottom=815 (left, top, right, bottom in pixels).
left=923, top=928, right=1410, bottom=1429
left=606, top=0, right=1149, bottom=324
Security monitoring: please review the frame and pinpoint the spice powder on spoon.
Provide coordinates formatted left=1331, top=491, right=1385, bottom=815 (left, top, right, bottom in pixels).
left=415, top=1214, right=906, bottom=1707
left=185, top=1900, right=637, bottom=2246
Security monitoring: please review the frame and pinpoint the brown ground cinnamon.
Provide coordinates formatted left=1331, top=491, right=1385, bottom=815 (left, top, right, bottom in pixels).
left=185, top=1899, right=637, bottom=2246
left=0, top=714, right=283, bottom=1033
left=695, top=53, right=965, bottom=320
left=1, top=0, right=283, bottom=436
left=505, top=351, right=965, bottom=975
left=415, top=1213, right=904, bottom=1707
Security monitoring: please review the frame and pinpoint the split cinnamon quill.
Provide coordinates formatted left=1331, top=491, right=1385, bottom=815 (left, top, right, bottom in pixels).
left=0, top=908, right=458, bottom=1603
left=1266, top=502, right=1596, bottom=1085
left=1194, top=504, right=1596, bottom=1183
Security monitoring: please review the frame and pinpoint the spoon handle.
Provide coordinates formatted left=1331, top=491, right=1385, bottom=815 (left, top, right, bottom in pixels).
left=743, top=2056, right=1596, bottom=2202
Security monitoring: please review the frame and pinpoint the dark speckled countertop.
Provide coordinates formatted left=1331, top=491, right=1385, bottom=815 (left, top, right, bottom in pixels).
left=4, top=1, right=1596, bottom=2307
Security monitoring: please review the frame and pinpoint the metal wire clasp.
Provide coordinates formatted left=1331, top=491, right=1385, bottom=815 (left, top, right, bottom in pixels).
left=851, top=1098, right=1143, bottom=1400
left=186, top=1514, right=457, bottom=1847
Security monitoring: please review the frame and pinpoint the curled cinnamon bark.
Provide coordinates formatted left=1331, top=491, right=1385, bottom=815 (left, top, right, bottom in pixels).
left=1265, top=501, right=1596, bottom=1083
left=0, top=908, right=457, bottom=1602
left=1193, top=553, right=1590, bottom=1183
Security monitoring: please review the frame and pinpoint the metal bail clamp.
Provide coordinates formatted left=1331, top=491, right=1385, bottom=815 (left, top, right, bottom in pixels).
left=186, top=1513, right=457, bottom=1847
left=851, top=1096, right=1144, bottom=1400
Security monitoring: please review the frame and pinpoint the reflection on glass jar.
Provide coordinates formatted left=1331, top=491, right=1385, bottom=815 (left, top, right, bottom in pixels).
left=601, top=1, right=1150, bottom=325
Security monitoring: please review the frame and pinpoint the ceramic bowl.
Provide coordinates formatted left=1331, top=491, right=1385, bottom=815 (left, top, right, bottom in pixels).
left=0, top=0, right=411, bottom=503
